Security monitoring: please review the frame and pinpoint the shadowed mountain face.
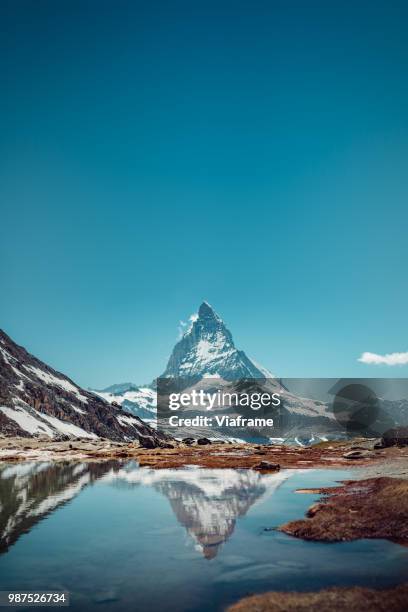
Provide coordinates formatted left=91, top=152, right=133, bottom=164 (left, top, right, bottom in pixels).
left=95, top=303, right=408, bottom=442
left=0, top=329, right=169, bottom=445
left=0, top=461, right=292, bottom=560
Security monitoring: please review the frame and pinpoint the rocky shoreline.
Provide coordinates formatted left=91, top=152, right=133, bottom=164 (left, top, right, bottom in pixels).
left=1, top=437, right=407, bottom=546
left=279, top=476, right=408, bottom=543
left=1, top=435, right=407, bottom=611
left=231, top=471, right=408, bottom=611
left=1, top=436, right=406, bottom=469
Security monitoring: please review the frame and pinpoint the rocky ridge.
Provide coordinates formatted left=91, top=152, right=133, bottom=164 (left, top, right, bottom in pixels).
left=0, top=329, right=169, bottom=446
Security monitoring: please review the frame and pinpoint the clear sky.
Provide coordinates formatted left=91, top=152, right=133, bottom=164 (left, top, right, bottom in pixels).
left=1, top=0, right=408, bottom=388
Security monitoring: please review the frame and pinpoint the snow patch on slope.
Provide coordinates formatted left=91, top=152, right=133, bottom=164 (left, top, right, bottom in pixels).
left=0, top=405, right=98, bottom=439
left=0, top=406, right=54, bottom=436
left=116, top=414, right=141, bottom=428
left=22, top=365, right=89, bottom=403
left=37, top=412, right=98, bottom=439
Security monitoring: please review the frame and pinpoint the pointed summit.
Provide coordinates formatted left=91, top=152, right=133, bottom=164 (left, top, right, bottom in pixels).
left=160, top=303, right=272, bottom=380
left=198, top=301, right=218, bottom=319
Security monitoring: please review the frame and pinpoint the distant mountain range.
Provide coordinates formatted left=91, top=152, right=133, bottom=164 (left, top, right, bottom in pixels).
left=93, top=302, right=408, bottom=444
left=93, top=302, right=341, bottom=442
left=94, top=301, right=277, bottom=425
left=0, top=329, right=168, bottom=445
left=1, top=302, right=406, bottom=444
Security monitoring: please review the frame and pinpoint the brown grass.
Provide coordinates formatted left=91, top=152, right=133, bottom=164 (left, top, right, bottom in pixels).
left=227, top=583, right=408, bottom=612
left=280, top=477, right=408, bottom=542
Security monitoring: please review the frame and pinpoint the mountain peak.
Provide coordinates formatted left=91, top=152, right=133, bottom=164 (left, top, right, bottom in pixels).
left=198, top=301, right=218, bottom=319
left=161, top=303, right=271, bottom=380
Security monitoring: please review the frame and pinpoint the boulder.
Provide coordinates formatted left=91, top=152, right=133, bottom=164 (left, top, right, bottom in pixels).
left=254, top=461, right=280, bottom=471
left=373, top=438, right=385, bottom=449
left=306, top=503, right=324, bottom=518
left=53, top=434, right=70, bottom=442
left=138, top=435, right=157, bottom=449
left=343, top=450, right=372, bottom=459
left=382, top=427, right=408, bottom=447
left=350, top=438, right=384, bottom=450
left=197, top=437, right=212, bottom=445
left=182, top=437, right=195, bottom=445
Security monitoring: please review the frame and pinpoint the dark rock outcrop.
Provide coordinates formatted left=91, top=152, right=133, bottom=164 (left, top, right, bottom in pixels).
left=197, top=437, right=212, bottom=445
left=382, top=426, right=408, bottom=447
left=0, top=329, right=170, bottom=445
left=254, top=461, right=280, bottom=471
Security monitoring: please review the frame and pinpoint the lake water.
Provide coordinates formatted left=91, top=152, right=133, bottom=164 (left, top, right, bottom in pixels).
left=0, top=461, right=407, bottom=611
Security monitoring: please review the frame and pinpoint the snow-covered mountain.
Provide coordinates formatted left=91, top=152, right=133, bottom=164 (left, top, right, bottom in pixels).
left=0, top=329, right=169, bottom=445
left=93, top=301, right=275, bottom=410
left=92, top=301, right=274, bottom=422
left=162, top=301, right=274, bottom=380
left=94, top=385, right=157, bottom=422
left=93, top=302, right=338, bottom=440
left=92, top=297, right=408, bottom=442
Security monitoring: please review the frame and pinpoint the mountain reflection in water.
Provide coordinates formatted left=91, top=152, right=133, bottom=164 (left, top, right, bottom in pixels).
left=101, top=463, right=293, bottom=558
left=0, top=461, right=120, bottom=553
left=0, top=460, right=292, bottom=558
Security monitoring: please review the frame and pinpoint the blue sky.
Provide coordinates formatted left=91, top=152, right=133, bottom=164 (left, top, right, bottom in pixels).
left=1, top=0, right=408, bottom=388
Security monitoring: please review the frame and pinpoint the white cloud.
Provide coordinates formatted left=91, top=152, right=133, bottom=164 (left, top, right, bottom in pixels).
left=358, top=351, right=408, bottom=366
left=177, top=320, right=187, bottom=339
left=177, top=312, right=198, bottom=339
